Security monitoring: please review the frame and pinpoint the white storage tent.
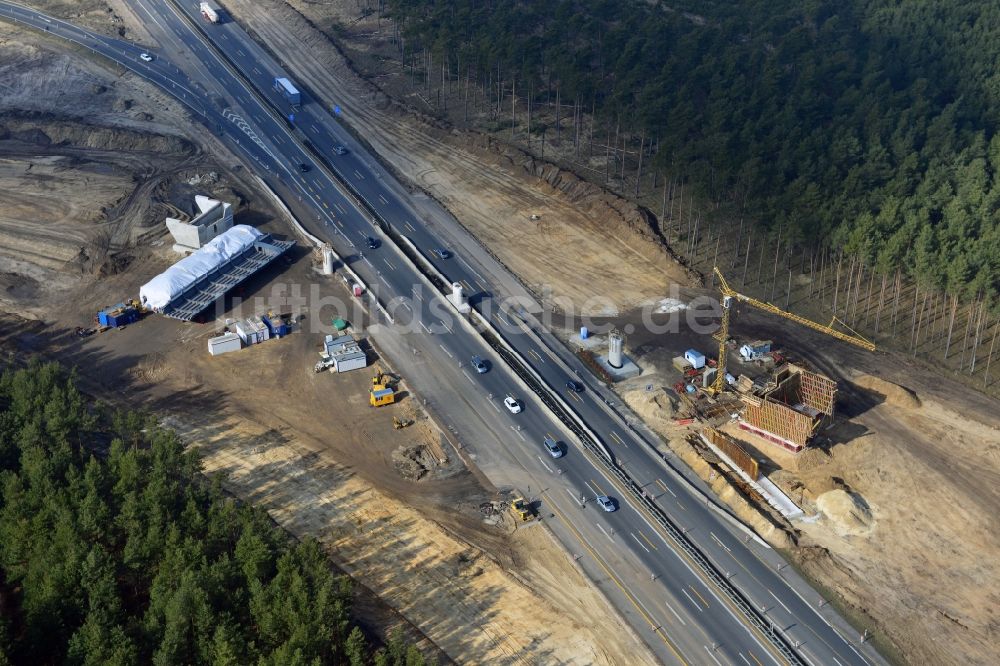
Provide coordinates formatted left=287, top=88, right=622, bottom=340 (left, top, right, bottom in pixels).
left=139, top=225, right=264, bottom=311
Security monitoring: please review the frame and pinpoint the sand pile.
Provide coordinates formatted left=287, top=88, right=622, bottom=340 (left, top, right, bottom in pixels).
left=852, top=374, right=921, bottom=409
left=816, top=489, right=875, bottom=537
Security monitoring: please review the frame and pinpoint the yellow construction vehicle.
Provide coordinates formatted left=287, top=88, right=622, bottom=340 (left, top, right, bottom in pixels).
left=370, top=385, right=395, bottom=407
left=510, top=497, right=535, bottom=522
left=710, top=267, right=875, bottom=395
left=372, top=365, right=394, bottom=389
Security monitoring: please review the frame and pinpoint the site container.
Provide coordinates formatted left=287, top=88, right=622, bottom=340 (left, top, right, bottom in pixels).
left=684, top=349, right=706, bottom=369
left=208, top=332, right=241, bottom=356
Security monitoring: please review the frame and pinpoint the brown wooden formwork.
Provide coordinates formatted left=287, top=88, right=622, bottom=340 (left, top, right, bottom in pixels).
left=704, top=427, right=760, bottom=480
left=741, top=398, right=813, bottom=448
left=796, top=366, right=837, bottom=415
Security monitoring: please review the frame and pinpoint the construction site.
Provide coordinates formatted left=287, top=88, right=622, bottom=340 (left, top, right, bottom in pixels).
left=1, top=1, right=999, bottom=664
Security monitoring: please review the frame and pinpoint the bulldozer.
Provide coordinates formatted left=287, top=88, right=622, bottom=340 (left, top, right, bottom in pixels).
left=392, top=417, right=413, bottom=430
left=509, top=497, right=535, bottom=522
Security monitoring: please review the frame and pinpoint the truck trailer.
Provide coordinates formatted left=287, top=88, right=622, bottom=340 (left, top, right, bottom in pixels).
left=199, top=1, right=221, bottom=23
left=273, top=77, right=301, bottom=106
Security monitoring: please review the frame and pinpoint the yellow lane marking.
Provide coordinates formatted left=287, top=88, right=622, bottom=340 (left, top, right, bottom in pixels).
left=690, top=586, right=710, bottom=609
left=575, top=448, right=793, bottom=666
left=543, top=494, right=689, bottom=665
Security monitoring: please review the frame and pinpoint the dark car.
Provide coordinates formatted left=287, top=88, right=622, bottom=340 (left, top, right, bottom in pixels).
left=333, top=145, right=348, bottom=155
left=433, top=248, right=452, bottom=260
left=366, top=237, right=379, bottom=249
left=298, top=163, right=310, bottom=173
left=472, top=355, right=488, bottom=374
left=566, top=380, right=583, bottom=392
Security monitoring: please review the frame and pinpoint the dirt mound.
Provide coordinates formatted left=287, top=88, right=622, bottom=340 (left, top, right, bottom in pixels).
left=0, top=114, right=195, bottom=155
left=851, top=373, right=921, bottom=409
left=392, top=444, right=440, bottom=480
left=487, top=139, right=698, bottom=282
left=816, top=489, right=875, bottom=537
left=621, top=384, right=677, bottom=429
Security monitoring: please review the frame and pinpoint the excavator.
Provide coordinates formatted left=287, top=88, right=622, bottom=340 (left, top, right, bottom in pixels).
left=370, top=365, right=397, bottom=407
left=709, top=267, right=876, bottom=395
left=509, top=496, right=535, bottom=522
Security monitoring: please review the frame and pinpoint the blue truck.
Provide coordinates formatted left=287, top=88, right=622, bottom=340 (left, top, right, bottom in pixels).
left=97, top=303, right=139, bottom=328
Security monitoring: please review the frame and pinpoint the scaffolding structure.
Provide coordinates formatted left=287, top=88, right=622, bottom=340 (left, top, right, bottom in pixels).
left=736, top=364, right=837, bottom=453
left=703, top=427, right=760, bottom=480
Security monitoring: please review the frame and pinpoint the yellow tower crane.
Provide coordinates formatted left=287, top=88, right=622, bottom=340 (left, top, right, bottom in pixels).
left=710, top=267, right=876, bottom=394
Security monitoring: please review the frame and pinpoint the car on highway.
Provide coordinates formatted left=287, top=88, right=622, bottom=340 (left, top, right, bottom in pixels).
left=366, top=237, right=379, bottom=249
left=432, top=248, right=451, bottom=259
left=595, top=495, right=617, bottom=512
left=542, top=437, right=563, bottom=458
left=566, top=380, right=583, bottom=392
left=333, top=145, right=348, bottom=155
left=139, top=53, right=153, bottom=62
left=503, top=396, right=522, bottom=414
left=471, top=355, right=488, bottom=374
left=298, top=163, right=310, bottom=173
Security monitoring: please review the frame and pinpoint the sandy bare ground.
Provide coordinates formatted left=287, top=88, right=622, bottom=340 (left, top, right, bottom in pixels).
left=604, top=304, right=1000, bottom=665
left=219, top=0, right=691, bottom=314
left=0, top=238, right=658, bottom=664
left=0, top=26, right=203, bottom=316
left=175, top=410, right=647, bottom=665
left=0, top=19, right=660, bottom=661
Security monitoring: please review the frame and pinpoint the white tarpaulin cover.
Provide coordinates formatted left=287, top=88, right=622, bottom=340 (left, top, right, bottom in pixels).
left=140, top=225, right=264, bottom=310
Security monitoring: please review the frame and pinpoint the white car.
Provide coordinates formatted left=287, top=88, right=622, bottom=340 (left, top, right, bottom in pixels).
left=503, top=396, right=522, bottom=414
left=595, top=495, right=617, bottom=512
left=139, top=53, right=153, bottom=62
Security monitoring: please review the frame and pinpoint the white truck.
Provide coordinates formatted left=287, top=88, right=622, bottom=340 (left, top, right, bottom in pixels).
left=200, top=1, right=221, bottom=23
left=739, top=339, right=772, bottom=362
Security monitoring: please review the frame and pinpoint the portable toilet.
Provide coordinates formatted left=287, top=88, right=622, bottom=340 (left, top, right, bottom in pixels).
left=684, top=349, right=706, bottom=370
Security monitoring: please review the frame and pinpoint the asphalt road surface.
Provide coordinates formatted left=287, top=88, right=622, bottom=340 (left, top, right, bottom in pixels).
left=0, top=3, right=888, bottom=665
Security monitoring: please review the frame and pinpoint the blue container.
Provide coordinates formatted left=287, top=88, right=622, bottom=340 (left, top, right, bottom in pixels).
left=110, top=309, right=138, bottom=328
left=685, top=384, right=697, bottom=394
left=262, top=315, right=289, bottom=338
left=580, top=326, right=589, bottom=340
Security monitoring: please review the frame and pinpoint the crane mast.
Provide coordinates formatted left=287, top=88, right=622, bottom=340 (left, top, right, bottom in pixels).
left=710, top=267, right=875, bottom=394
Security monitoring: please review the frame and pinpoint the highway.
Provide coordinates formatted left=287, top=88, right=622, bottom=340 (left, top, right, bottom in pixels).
left=0, top=2, right=886, bottom=665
